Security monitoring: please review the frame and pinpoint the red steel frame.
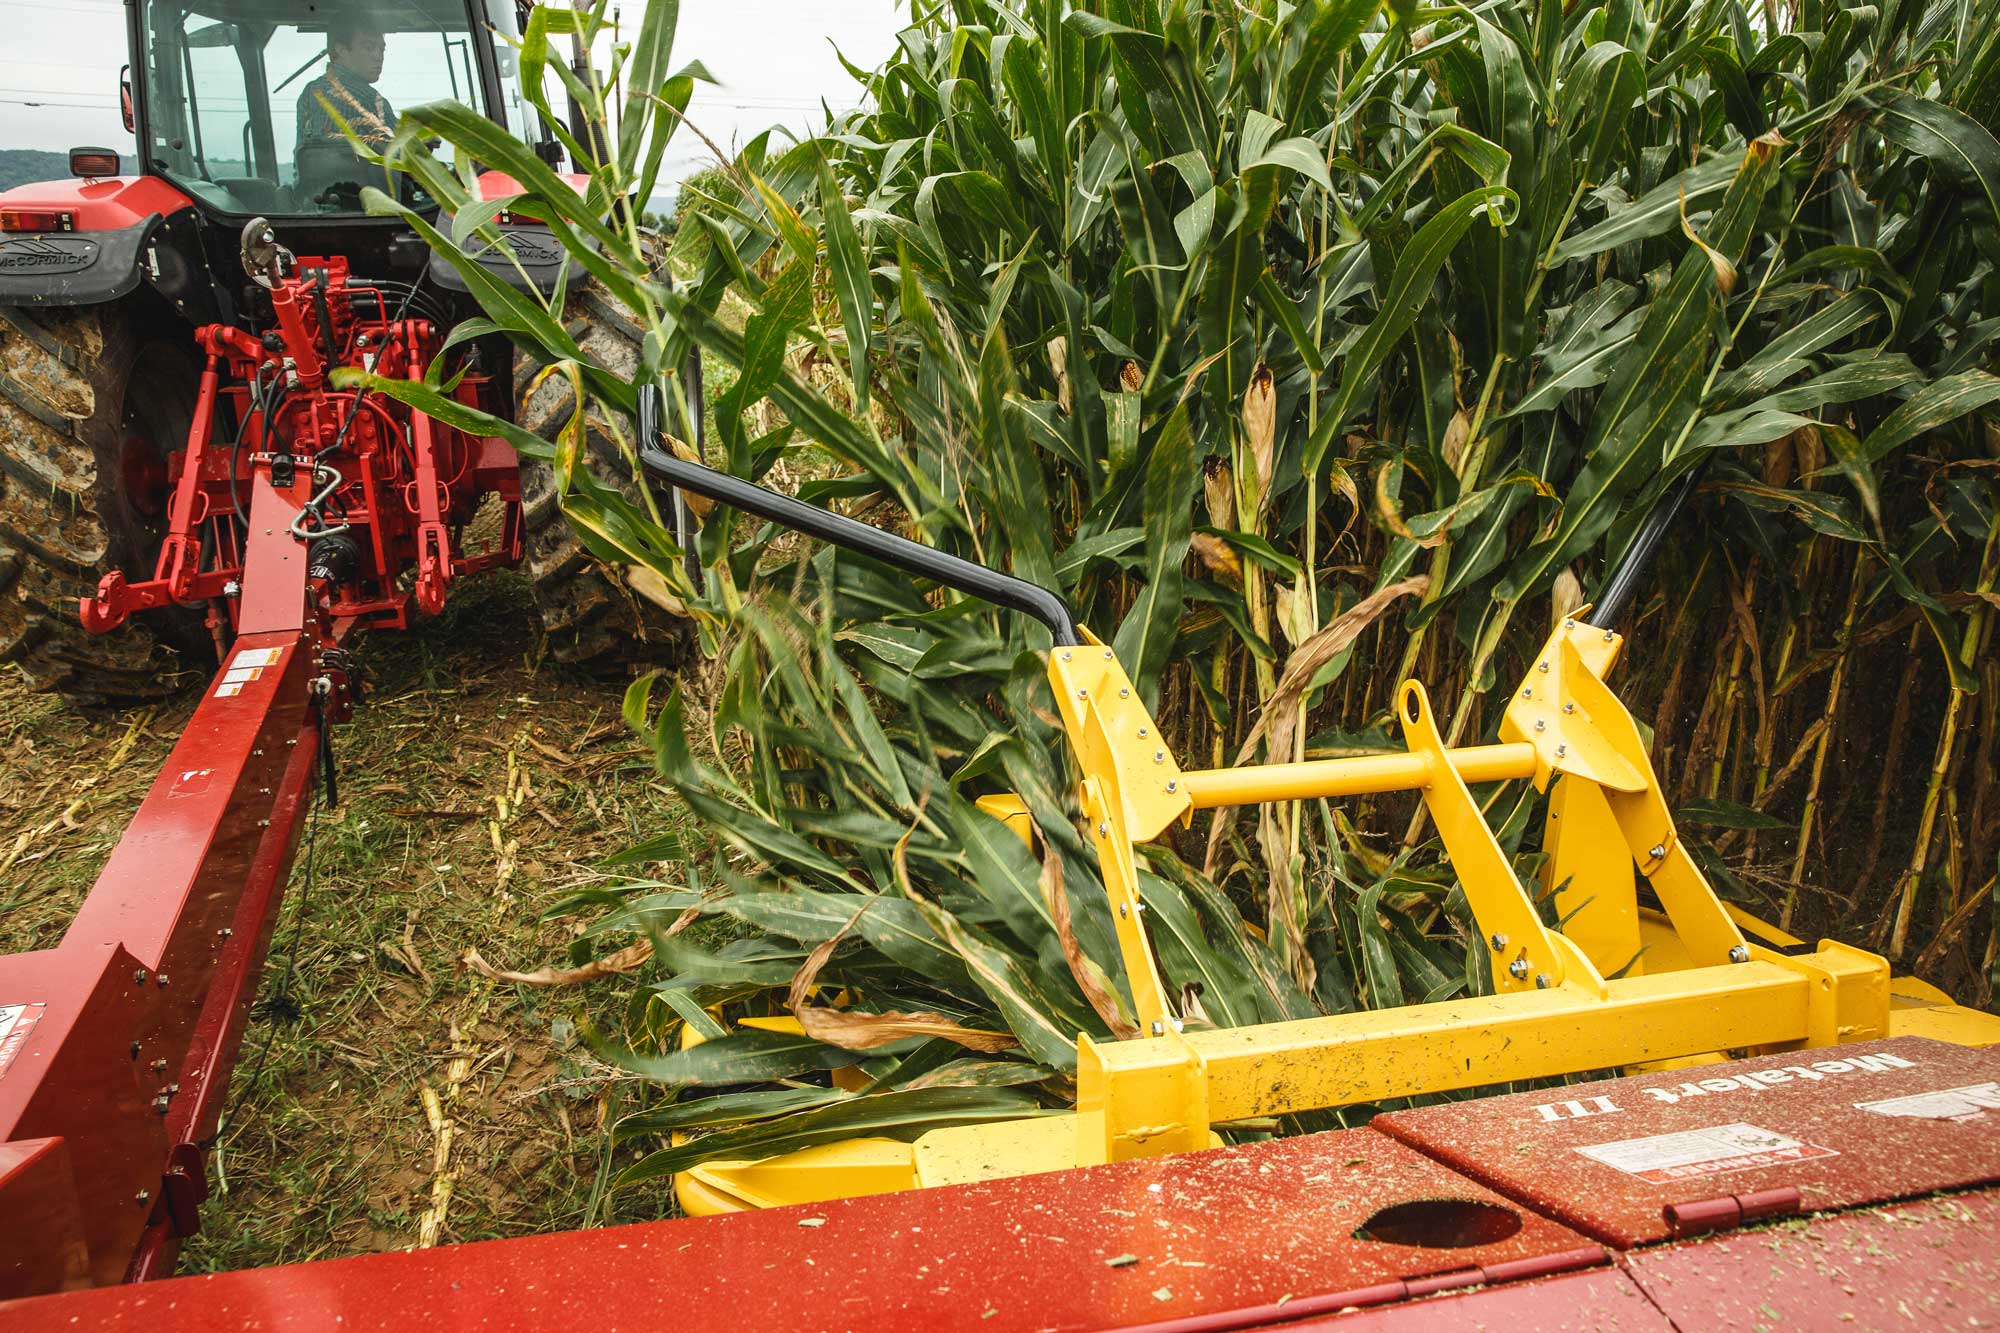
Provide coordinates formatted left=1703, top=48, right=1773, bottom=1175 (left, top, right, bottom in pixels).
left=0, top=251, right=523, bottom=1295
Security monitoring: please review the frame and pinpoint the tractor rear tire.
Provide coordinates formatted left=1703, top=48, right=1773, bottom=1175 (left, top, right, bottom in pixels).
left=0, top=303, right=202, bottom=703
left=513, top=277, right=690, bottom=670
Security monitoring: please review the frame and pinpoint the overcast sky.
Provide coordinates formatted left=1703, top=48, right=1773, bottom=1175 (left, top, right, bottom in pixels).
left=0, top=0, right=904, bottom=193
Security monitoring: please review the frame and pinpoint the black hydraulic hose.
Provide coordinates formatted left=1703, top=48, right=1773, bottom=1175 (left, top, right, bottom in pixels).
left=634, top=389, right=1081, bottom=647
left=1592, top=467, right=1703, bottom=630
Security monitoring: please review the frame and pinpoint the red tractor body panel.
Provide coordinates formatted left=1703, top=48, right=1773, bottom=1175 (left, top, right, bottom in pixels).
left=0, top=175, right=196, bottom=232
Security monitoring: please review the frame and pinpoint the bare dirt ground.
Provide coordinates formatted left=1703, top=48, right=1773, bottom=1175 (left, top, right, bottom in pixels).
left=0, top=573, right=689, bottom=1269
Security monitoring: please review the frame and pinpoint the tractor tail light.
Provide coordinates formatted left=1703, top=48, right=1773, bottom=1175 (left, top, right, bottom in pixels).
left=69, top=147, right=120, bottom=178
left=0, top=209, right=74, bottom=233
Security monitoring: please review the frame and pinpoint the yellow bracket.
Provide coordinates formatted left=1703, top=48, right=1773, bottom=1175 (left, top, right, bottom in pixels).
left=673, top=617, right=1993, bottom=1214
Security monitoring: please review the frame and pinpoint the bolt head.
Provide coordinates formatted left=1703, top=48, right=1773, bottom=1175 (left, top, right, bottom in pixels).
left=1603, top=630, right=1615, bottom=642
left=1489, top=933, right=1507, bottom=952
left=1538, top=661, right=1550, bottom=673
left=1165, top=780, right=1178, bottom=793
left=1137, top=727, right=1147, bottom=738
left=1103, top=649, right=1113, bottom=660
left=1077, top=689, right=1087, bottom=700
left=1564, top=618, right=1576, bottom=629
left=1555, top=744, right=1567, bottom=758
left=1534, top=973, right=1550, bottom=989
left=1563, top=703, right=1575, bottom=714
left=1061, top=650, right=1072, bottom=660
left=1097, top=821, right=1109, bottom=837
left=135, top=1190, right=150, bottom=1206
left=1153, top=749, right=1165, bottom=763
left=133, top=969, right=147, bottom=985
left=1534, top=719, right=1546, bottom=732
left=1728, top=944, right=1750, bottom=964
left=1119, top=687, right=1130, bottom=698
left=1521, top=687, right=1532, bottom=699
left=1119, top=903, right=1128, bottom=918
left=1149, top=1020, right=1164, bottom=1036
left=1649, top=843, right=1666, bottom=861
left=1508, top=959, right=1529, bottom=980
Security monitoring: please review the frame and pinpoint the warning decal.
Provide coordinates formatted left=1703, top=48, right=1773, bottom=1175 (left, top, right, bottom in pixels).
left=1856, top=1082, right=2000, bottom=1123
left=216, top=645, right=286, bottom=698
left=0, top=1003, right=45, bottom=1082
left=1575, top=1122, right=1837, bottom=1185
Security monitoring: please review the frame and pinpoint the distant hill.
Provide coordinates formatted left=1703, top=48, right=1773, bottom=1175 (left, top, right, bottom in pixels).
left=0, top=149, right=131, bottom=192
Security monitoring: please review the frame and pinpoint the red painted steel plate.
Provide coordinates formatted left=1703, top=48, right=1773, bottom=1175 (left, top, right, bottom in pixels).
left=0, top=1127, right=1596, bottom=1333
left=1624, top=1187, right=2000, bottom=1330
left=1376, top=1036, right=2000, bottom=1247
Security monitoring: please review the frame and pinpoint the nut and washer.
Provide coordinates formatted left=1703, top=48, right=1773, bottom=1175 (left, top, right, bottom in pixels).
left=1728, top=944, right=1751, bottom=964
left=1507, top=958, right=1530, bottom=980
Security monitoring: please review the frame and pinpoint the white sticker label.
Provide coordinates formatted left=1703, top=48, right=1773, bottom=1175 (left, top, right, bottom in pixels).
left=1576, top=1122, right=1837, bottom=1185
left=1856, top=1083, right=2000, bottom=1123
left=0, top=1002, right=45, bottom=1081
left=215, top=645, right=285, bottom=698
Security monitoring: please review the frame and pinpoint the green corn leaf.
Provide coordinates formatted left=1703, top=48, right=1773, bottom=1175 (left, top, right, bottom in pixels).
left=615, top=1087, right=1048, bottom=1186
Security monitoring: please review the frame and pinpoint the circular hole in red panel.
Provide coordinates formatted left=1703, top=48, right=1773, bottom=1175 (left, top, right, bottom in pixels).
left=1354, top=1197, right=1523, bottom=1249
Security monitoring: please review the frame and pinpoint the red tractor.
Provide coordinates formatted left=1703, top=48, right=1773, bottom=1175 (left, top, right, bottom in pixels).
left=0, top=0, right=668, bottom=704
left=0, top=0, right=676, bottom=1290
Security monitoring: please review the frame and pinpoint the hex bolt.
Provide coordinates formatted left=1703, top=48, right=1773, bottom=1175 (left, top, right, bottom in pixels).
left=1149, top=1021, right=1165, bottom=1037
left=1563, top=703, right=1576, bottom=715
left=133, top=969, right=148, bottom=986
left=1103, top=649, right=1113, bottom=660
left=1555, top=744, right=1568, bottom=758
left=1603, top=630, right=1615, bottom=642
left=217, top=927, right=232, bottom=938
left=156, top=973, right=168, bottom=988
left=1507, top=958, right=1529, bottom=980
left=1729, top=945, right=1750, bottom=964
left=1534, top=974, right=1551, bottom=989
left=1649, top=843, right=1666, bottom=861
left=1538, top=661, right=1550, bottom=673
left=1097, top=821, right=1109, bottom=837
left=1521, top=687, right=1532, bottom=699
left=1165, top=780, right=1178, bottom=793
left=1137, top=727, right=1148, bottom=738
left=222, top=580, right=241, bottom=598
left=135, top=1190, right=150, bottom=1207
left=150, top=1059, right=168, bottom=1073
left=1564, top=618, right=1576, bottom=630
left=1061, top=650, right=1072, bottom=661
left=1076, top=689, right=1087, bottom=700
left=1119, top=687, right=1130, bottom=699
left=1489, top=933, right=1507, bottom=952
left=1153, top=750, right=1165, bottom=764
left=168, top=1083, right=179, bottom=1094
left=1119, top=903, right=1128, bottom=918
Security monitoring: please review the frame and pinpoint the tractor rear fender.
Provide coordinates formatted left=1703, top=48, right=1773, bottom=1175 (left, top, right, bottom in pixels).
left=0, top=177, right=216, bottom=316
left=426, top=168, right=598, bottom=299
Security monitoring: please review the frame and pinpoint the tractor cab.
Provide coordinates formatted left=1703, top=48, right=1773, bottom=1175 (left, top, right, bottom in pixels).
left=133, top=0, right=534, bottom=220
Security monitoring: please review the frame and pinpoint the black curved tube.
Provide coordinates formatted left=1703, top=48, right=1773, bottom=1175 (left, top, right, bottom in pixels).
left=1593, top=468, right=1702, bottom=630
left=635, top=389, right=1080, bottom=647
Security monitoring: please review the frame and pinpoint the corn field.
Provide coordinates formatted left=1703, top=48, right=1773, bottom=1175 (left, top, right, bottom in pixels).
left=360, top=0, right=2000, bottom=1179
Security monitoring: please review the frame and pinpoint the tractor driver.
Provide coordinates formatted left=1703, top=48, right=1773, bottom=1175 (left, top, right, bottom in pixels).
left=296, top=16, right=396, bottom=153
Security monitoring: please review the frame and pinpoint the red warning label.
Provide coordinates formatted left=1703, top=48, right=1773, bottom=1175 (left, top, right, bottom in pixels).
left=0, top=1002, right=45, bottom=1082
left=1576, top=1122, right=1838, bottom=1185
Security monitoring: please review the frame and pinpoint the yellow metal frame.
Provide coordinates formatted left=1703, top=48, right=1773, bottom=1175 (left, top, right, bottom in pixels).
left=674, top=620, right=2000, bottom=1215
